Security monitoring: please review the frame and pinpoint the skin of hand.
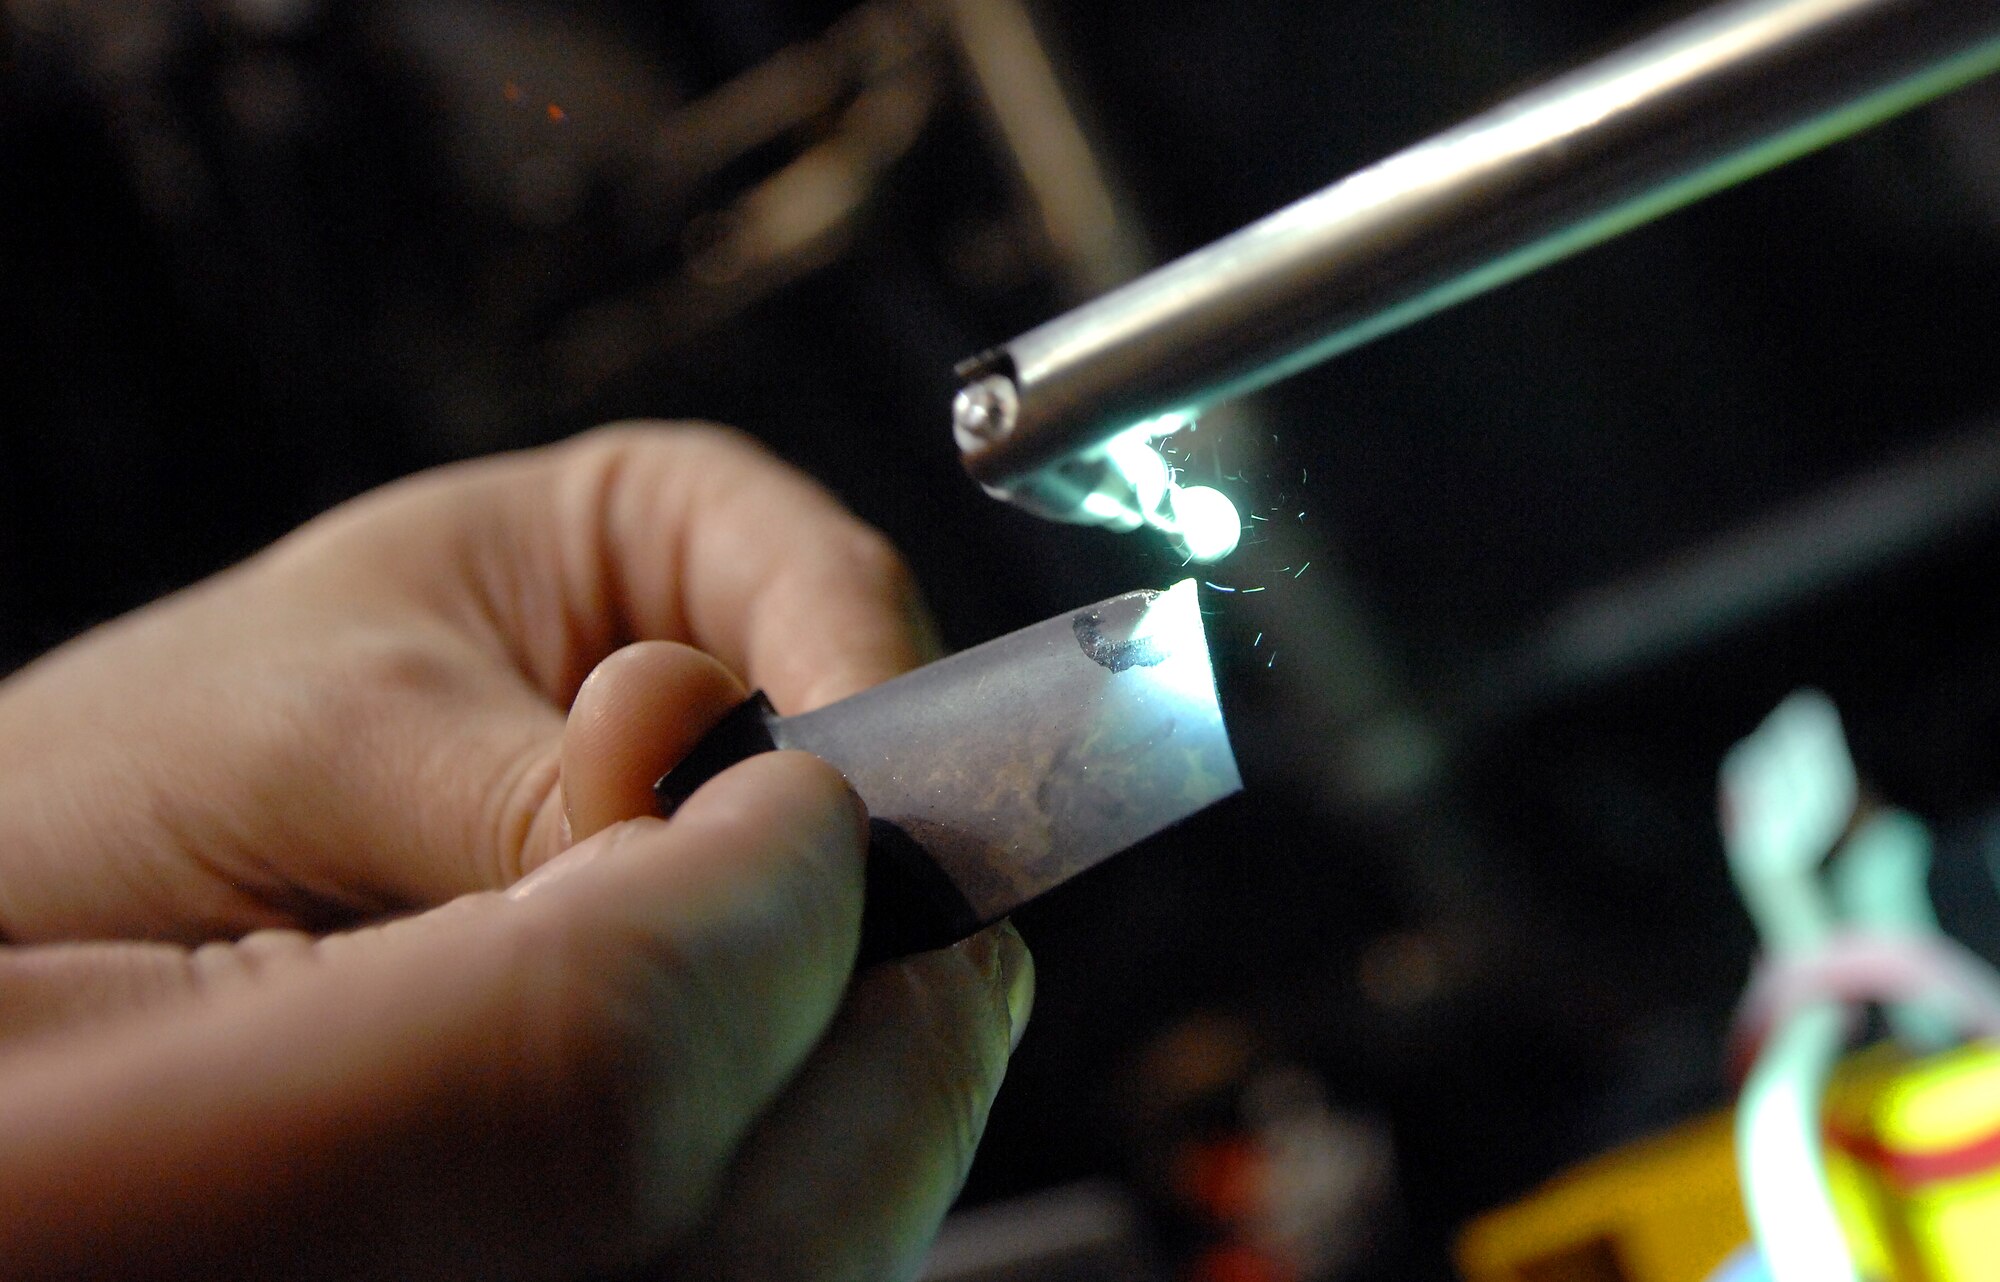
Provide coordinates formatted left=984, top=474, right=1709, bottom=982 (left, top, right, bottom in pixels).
left=0, top=423, right=1033, bottom=1280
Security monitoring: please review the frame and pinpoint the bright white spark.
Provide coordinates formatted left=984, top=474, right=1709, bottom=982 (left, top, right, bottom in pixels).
left=1171, top=485, right=1242, bottom=563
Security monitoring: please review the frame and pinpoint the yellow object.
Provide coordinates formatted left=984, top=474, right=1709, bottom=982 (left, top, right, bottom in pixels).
left=1824, top=1041, right=2000, bottom=1282
left=1456, top=1042, right=2000, bottom=1282
left=1454, top=1112, right=1749, bottom=1282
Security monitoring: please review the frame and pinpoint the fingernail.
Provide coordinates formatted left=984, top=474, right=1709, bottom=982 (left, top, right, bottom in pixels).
left=996, top=920, right=1034, bottom=1052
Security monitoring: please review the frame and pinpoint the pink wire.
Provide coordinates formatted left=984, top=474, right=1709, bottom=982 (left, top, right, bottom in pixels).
left=1727, top=931, right=2000, bottom=1082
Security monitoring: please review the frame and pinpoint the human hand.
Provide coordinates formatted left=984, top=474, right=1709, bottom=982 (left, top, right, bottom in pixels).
left=0, top=425, right=1032, bottom=1279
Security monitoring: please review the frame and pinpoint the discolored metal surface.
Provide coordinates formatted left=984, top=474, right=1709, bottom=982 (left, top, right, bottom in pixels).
left=772, top=578, right=1242, bottom=923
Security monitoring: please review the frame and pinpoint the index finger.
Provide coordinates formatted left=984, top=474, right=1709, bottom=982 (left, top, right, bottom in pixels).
left=550, top=424, right=943, bottom=713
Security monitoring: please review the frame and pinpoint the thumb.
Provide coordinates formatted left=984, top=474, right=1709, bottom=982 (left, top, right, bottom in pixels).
left=0, top=752, right=865, bottom=1281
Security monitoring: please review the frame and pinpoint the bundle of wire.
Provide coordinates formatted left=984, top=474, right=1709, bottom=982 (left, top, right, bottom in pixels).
left=1714, top=692, right=2000, bottom=1282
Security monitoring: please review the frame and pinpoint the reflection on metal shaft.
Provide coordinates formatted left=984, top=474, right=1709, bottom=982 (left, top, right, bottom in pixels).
left=956, top=0, right=2000, bottom=500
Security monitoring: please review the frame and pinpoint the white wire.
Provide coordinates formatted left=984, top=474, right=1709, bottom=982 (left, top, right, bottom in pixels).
left=1721, top=692, right=1860, bottom=1282
left=1736, top=1002, right=1860, bottom=1282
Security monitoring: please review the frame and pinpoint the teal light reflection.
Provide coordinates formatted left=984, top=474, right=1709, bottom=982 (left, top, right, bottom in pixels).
left=1102, top=413, right=1243, bottom=564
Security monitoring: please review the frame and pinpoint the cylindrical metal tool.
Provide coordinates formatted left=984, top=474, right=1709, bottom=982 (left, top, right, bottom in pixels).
left=953, top=0, right=2000, bottom=522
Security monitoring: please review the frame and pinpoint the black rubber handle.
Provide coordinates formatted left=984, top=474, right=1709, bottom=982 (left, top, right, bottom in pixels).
left=654, top=695, right=985, bottom=966
left=856, top=819, right=986, bottom=966
left=652, top=694, right=782, bottom=812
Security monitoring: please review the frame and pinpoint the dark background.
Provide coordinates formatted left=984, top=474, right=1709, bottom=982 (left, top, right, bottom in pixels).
left=7, top=1, right=2000, bottom=1276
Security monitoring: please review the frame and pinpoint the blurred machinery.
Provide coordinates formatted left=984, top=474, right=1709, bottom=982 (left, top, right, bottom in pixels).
left=1461, top=693, right=2000, bottom=1281
left=8, top=0, right=2000, bottom=1278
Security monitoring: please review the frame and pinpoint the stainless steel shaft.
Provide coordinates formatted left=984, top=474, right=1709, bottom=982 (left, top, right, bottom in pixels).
left=954, top=0, right=2000, bottom=498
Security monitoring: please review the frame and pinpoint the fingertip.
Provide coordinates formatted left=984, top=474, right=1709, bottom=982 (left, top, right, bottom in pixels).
left=646, top=751, right=870, bottom=995
left=506, top=814, right=670, bottom=902
left=477, top=765, right=880, bottom=1257
left=675, top=750, right=870, bottom=869
left=566, top=423, right=940, bottom=713
left=544, top=751, right=868, bottom=959
left=832, top=523, right=945, bottom=670
left=557, top=641, right=748, bottom=854
left=782, top=527, right=943, bottom=711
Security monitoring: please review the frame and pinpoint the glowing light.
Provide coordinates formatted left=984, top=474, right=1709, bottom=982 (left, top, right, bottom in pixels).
left=1171, top=486, right=1242, bottom=562
left=547, top=103, right=567, bottom=122
left=1089, top=413, right=1244, bottom=564
left=1103, top=429, right=1170, bottom=522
